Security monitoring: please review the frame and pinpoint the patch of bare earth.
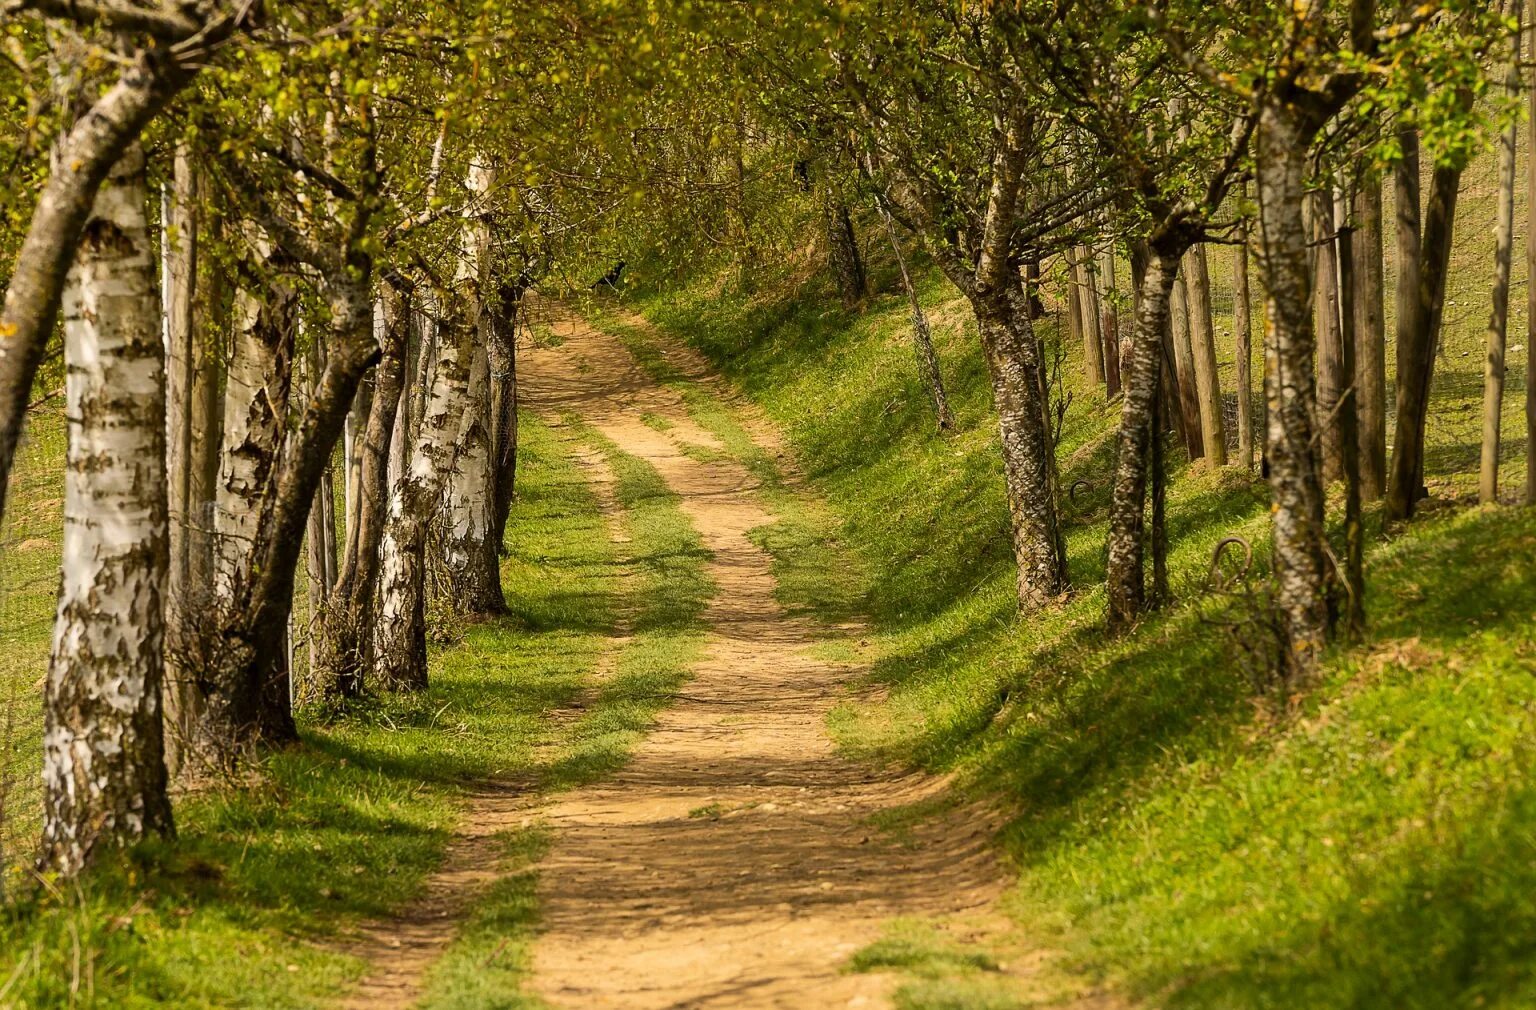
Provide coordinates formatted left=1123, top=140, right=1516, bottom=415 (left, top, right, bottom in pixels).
left=520, top=305, right=1007, bottom=1009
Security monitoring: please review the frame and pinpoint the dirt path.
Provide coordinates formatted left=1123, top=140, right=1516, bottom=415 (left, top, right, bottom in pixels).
left=517, top=305, right=1006, bottom=1009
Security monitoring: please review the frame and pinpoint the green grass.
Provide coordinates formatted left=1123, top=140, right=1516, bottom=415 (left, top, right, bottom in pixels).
left=0, top=406, right=66, bottom=864
left=0, top=413, right=711, bottom=1009
left=616, top=226, right=1536, bottom=1010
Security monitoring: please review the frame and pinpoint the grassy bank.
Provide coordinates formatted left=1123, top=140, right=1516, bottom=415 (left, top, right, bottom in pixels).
left=0, top=415, right=710, bottom=1009
left=609, top=245, right=1536, bottom=1009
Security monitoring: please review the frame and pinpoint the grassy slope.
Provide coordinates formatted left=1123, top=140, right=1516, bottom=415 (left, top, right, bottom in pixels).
left=613, top=219, right=1536, bottom=1009
left=0, top=415, right=709, bottom=1009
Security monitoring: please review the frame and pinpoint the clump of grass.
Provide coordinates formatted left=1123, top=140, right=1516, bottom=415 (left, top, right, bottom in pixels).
left=849, top=922, right=1001, bottom=978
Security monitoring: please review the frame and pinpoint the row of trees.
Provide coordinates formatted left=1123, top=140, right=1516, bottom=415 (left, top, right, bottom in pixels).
left=0, top=0, right=1520, bottom=881
left=685, top=0, right=1512, bottom=680
left=0, top=0, right=691, bottom=876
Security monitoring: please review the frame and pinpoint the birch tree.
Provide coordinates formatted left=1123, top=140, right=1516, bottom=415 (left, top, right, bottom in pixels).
left=39, top=144, right=173, bottom=875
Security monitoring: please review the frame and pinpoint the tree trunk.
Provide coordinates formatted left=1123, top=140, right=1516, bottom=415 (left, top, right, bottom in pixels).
left=315, top=289, right=407, bottom=698
left=1254, top=103, right=1333, bottom=682
left=1337, top=206, right=1366, bottom=639
left=1388, top=128, right=1422, bottom=513
left=488, top=278, right=524, bottom=554
left=1352, top=172, right=1388, bottom=499
left=984, top=288, right=1070, bottom=608
left=881, top=210, right=955, bottom=430
left=194, top=239, right=299, bottom=762
left=1184, top=243, right=1227, bottom=465
left=438, top=164, right=506, bottom=616
left=220, top=278, right=377, bottom=747
left=0, top=57, right=187, bottom=532
left=1234, top=209, right=1256, bottom=471
left=1313, top=191, right=1347, bottom=483
left=1106, top=247, right=1181, bottom=630
left=824, top=194, right=868, bottom=309
left=1482, top=12, right=1521, bottom=503
left=161, top=148, right=203, bottom=774
left=376, top=302, right=437, bottom=691
left=1528, top=6, right=1536, bottom=506
left=342, top=371, right=374, bottom=569
left=1099, top=246, right=1122, bottom=398
left=39, top=145, right=173, bottom=875
left=1074, top=248, right=1106, bottom=386
left=1387, top=133, right=1467, bottom=521
left=1169, top=265, right=1204, bottom=459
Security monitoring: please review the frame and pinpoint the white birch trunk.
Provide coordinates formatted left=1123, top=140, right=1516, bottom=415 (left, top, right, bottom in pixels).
left=40, top=144, right=173, bottom=874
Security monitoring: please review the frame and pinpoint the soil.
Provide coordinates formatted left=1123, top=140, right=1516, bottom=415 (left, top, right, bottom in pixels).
left=335, top=302, right=1093, bottom=1009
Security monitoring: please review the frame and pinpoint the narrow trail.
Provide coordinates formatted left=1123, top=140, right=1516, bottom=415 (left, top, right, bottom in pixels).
left=334, top=303, right=1013, bottom=1009
left=518, top=306, right=1006, bottom=1009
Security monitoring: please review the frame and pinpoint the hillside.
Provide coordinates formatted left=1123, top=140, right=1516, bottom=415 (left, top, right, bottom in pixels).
left=605, top=218, right=1536, bottom=1008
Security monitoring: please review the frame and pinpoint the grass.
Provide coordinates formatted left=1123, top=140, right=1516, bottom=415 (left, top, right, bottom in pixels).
left=612, top=202, right=1536, bottom=1010
left=0, top=412, right=712, bottom=1008
left=0, top=406, right=66, bottom=865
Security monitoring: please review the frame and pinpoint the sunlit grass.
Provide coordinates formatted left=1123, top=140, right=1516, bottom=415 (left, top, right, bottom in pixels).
left=623, top=236, right=1536, bottom=1010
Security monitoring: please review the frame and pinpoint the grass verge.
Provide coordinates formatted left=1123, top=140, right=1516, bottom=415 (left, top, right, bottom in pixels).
left=0, top=412, right=711, bottom=1009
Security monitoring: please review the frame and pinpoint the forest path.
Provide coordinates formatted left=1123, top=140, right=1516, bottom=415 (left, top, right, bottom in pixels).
left=515, top=304, right=1006, bottom=1009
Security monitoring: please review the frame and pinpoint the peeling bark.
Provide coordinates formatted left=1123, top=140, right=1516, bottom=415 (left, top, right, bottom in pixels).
left=40, top=145, right=173, bottom=874
left=376, top=301, right=443, bottom=691
left=0, top=55, right=188, bottom=533
left=438, top=164, right=506, bottom=616
left=315, top=289, right=407, bottom=698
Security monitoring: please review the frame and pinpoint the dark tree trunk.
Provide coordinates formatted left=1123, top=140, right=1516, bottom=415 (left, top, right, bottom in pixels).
left=488, top=279, right=525, bottom=553
left=1352, top=172, right=1387, bottom=500
left=1387, top=141, right=1466, bottom=521
left=1100, top=247, right=1122, bottom=398
left=1482, top=14, right=1521, bottom=504
left=1184, top=243, right=1226, bottom=465
left=1528, top=10, right=1536, bottom=506
left=1074, top=248, right=1106, bottom=386
left=1313, top=191, right=1347, bottom=483
left=1337, top=210, right=1366, bottom=639
left=1169, top=265, right=1204, bottom=459
left=1387, top=128, right=1423, bottom=516
left=1234, top=207, right=1256, bottom=472
left=824, top=196, right=868, bottom=309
